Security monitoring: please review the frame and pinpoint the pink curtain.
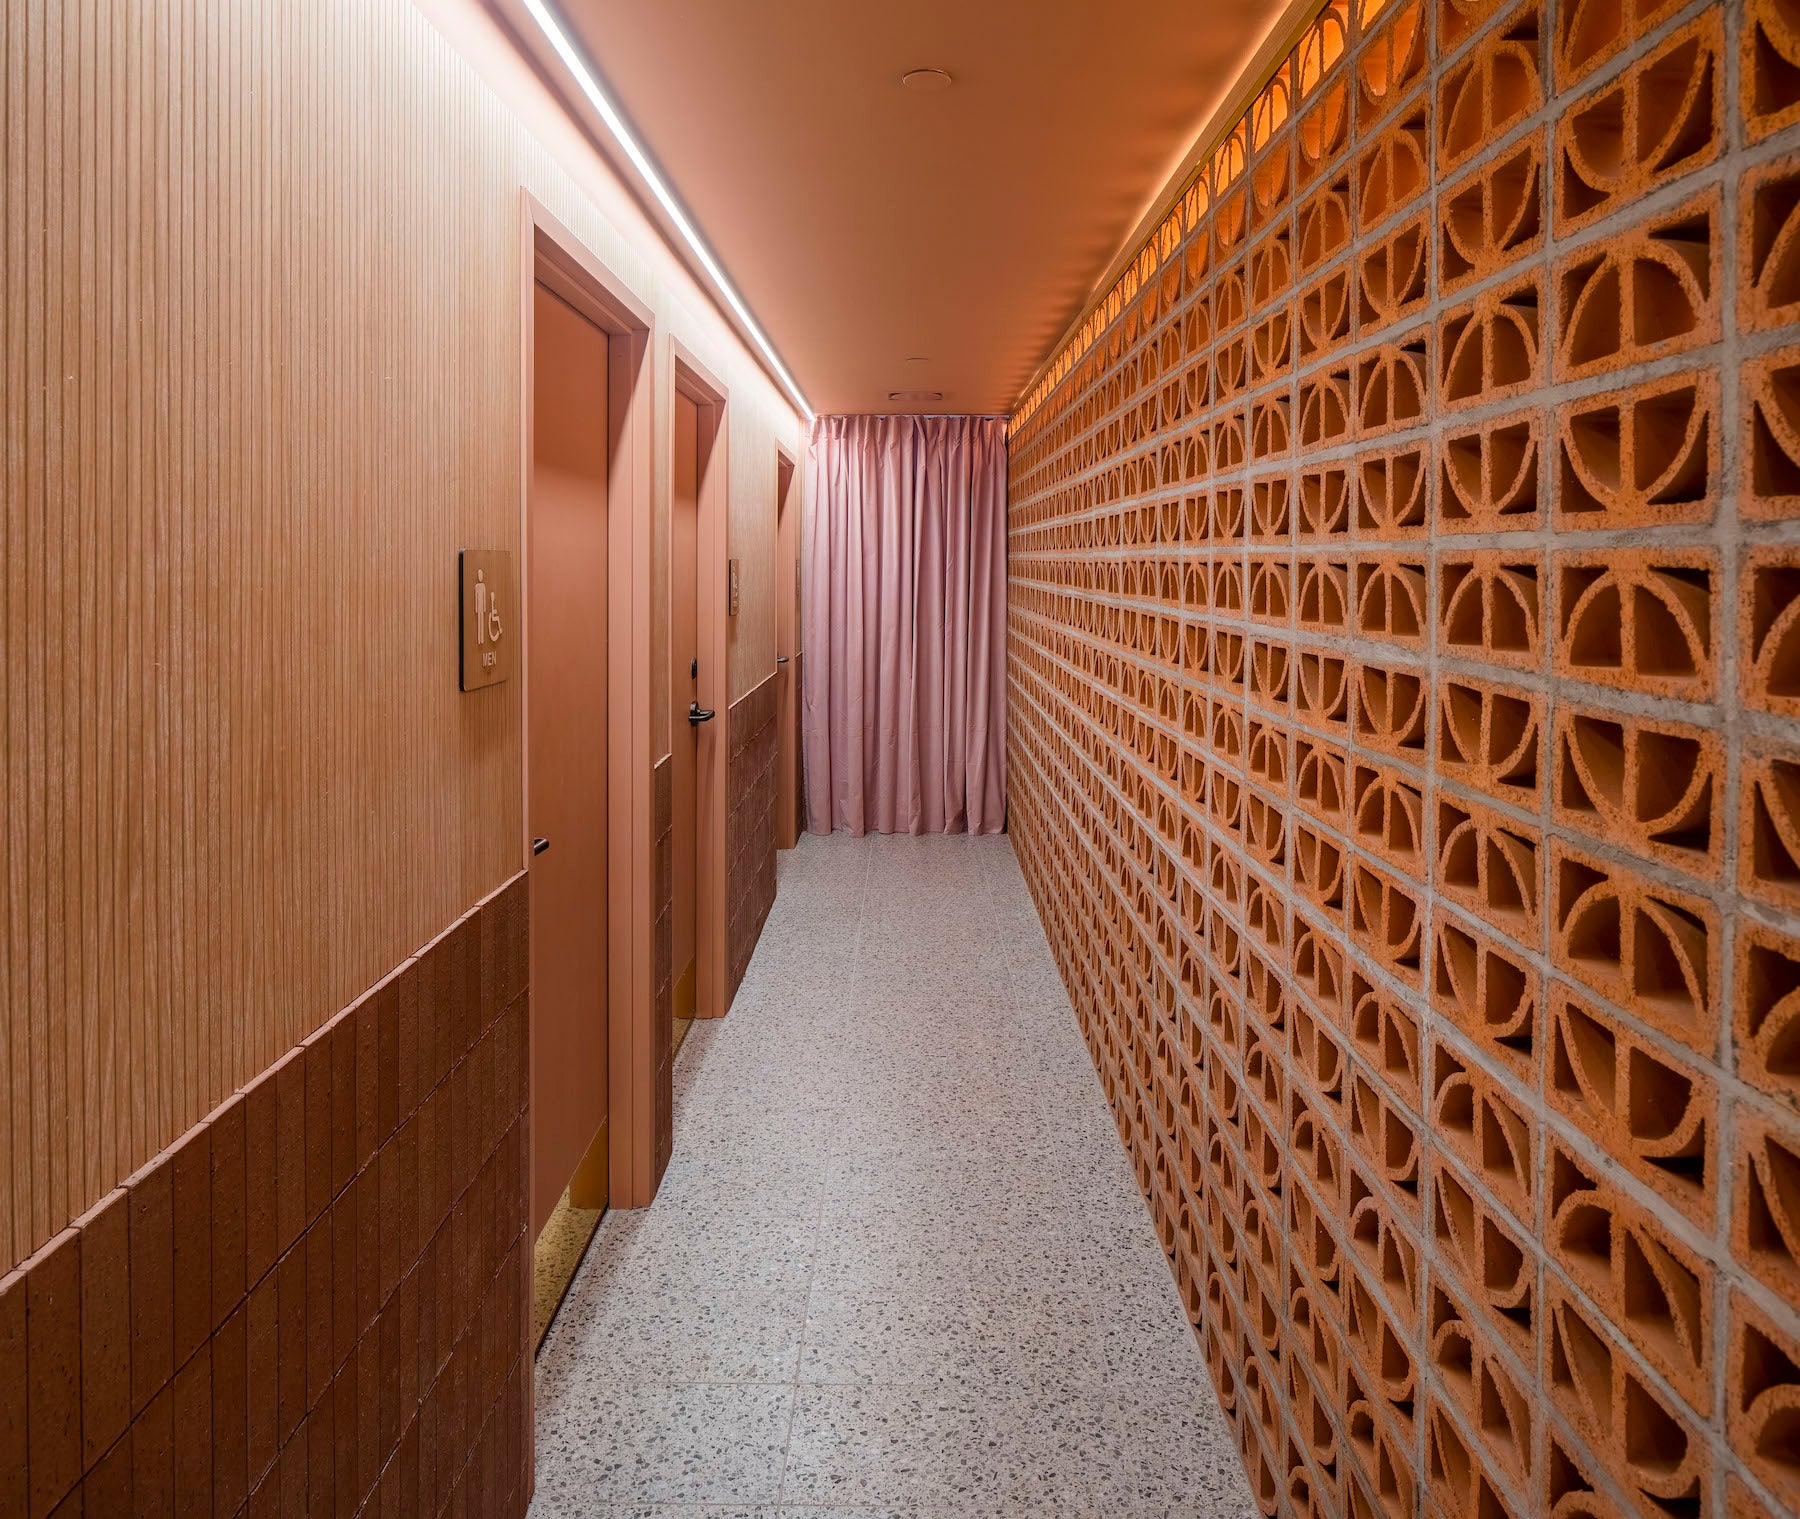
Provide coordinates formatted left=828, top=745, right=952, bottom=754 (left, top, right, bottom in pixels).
left=802, top=414, right=1008, bottom=836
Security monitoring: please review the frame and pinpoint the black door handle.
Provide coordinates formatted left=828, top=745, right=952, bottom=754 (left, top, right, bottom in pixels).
left=532, top=837, right=550, bottom=856
left=776, top=655, right=790, bottom=665
left=688, top=701, right=716, bottom=725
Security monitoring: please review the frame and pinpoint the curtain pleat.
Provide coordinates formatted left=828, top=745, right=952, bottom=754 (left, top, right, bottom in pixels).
left=801, top=414, right=1009, bottom=836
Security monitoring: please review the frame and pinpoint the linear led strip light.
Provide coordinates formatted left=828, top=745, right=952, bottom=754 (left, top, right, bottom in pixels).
left=521, top=0, right=815, bottom=421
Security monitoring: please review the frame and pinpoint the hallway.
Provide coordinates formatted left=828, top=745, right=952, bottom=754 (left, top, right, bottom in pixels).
left=528, top=832, right=1250, bottom=1515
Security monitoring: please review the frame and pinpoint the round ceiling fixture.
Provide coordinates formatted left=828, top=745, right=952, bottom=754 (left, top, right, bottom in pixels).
left=900, top=68, right=953, bottom=93
left=889, top=389, right=944, bottom=403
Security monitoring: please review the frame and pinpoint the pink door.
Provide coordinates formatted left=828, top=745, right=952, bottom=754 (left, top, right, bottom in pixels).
left=528, top=283, right=610, bottom=1235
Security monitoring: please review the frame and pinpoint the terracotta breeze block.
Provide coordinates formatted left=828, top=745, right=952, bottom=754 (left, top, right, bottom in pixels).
left=1554, top=547, right=1718, bottom=702
left=1743, top=544, right=1800, bottom=717
left=1548, top=1136, right=1715, bottom=1414
left=1744, top=345, right=1800, bottom=520
left=1553, top=11, right=1723, bottom=234
left=1551, top=840, right=1721, bottom=1056
left=1546, top=990, right=1717, bottom=1226
left=1553, top=702, right=1722, bottom=879
left=1736, top=921, right=1800, bottom=1111
left=1003, top=4, right=1800, bottom=1513
left=1727, top=1291, right=1800, bottom=1509
left=1734, top=1106, right=1800, bottom=1310
left=1731, top=1476, right=1785, bottom=1519
left=1551, top=192, right=1721, bottom=381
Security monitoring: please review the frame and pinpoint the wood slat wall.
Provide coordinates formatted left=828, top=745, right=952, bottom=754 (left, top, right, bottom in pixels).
left=0, top=0, right=803, bottom=1271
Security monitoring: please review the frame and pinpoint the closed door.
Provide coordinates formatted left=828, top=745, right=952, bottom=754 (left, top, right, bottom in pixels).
left=528, top=282, right=610, bottom=1237
left=671, top=391, right=701, bottom=1027
left=775, top=455, right=800, bottom=849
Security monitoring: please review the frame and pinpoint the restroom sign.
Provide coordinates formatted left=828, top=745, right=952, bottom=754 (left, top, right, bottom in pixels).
left=459, top=549, right=515, bottom=691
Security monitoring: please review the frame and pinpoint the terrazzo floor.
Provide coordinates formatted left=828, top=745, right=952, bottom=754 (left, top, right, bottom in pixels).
left=528, top=831, right=1252, bottom=1518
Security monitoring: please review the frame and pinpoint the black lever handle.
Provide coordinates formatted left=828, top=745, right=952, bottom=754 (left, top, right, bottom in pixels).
left=776, top=655, right=790, bottom=665
left=688, top=701, right=716, bottom=725
left=532, top=837, right=550, bottom=856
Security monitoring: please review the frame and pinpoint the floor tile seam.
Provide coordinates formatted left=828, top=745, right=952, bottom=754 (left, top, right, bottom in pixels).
left=972, top=852, right=1235, bottom=1480
left=814, top=842, right=1002, bottom=1401
left=781, top=1368, right=1209, bottom=1396
left=749, top=842, right=1202, bottom=1507
left=537, top=1372, right=802, bottom=1390
left=776, top=867, right=842, bottom=1510
left=843, top=838, right=874, bottom=1009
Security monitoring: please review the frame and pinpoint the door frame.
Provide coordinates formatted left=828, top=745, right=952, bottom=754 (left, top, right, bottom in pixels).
left=774, top=445, right=801, bottom=850
left=519, top=191, right=661, bottom=1227
left=669, top=338, right=731, bottom=1019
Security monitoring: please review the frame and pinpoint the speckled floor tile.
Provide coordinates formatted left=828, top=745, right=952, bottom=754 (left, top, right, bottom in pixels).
left=770, top=1510, right=1132, bottom=1519
left=1097, top=1389, right=1249, bottom=1511
left=778, top=1383, right=988, bottom=1507
left=798, top=1283, right=1020, bottom=1385
left=565, top=1199, right=818, bottom=1284
left=530, top=832, right=1253, bottom=1516
left=769, top=1508, right=1231, bottom=1519
left=998, top=1287, right=1210, bottom=1391
left=530, top=1505, right=778, bottom=1518
left=782, top=1382, right=1122, bottom=1508
left=603, top=1509, right=777, bottom=1519
left=652, top=1157, right=831, bottom=1215
left=533, top=1382, right=796, bottom=1506
left=538, top=1281, right=811, bottom=1386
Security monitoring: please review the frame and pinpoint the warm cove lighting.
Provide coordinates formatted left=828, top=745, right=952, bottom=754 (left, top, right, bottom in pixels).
left=521, top=0, right=815, bottom=421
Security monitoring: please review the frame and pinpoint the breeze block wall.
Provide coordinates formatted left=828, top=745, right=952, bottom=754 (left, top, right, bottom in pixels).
left=1004, top=1, right=1800, bottom=1515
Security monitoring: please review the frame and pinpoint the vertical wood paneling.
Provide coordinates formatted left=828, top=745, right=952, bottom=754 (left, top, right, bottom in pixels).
left=0, top=0, right=802, bottom=1270
left=3, top=0, right=23, bottom=1264
left=724, top=399, right=791, bottom=705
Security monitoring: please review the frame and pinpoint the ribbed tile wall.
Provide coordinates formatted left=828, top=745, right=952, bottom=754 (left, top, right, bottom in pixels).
left=1004, top=1, right=1800, bottom=1515
left=0, top=881, right=530, bottom=1519
left=726, top=674, right=780, bottom=1005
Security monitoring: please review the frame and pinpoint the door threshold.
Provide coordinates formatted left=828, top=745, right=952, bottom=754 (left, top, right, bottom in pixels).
left=533, top=1184, right=606, bottom=1352
left=533, top=1119, right=611, bottom=1351
left=672, top=960, right=697, bottom=1057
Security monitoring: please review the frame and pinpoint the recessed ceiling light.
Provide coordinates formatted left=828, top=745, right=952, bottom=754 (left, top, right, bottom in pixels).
left=889, top=390, right=944, bottom=403
left=900, top=68, right=953, bottom=93
left=904, top=355, right=932, bottom=364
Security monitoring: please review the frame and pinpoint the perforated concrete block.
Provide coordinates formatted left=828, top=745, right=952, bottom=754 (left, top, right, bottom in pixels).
left=1004, top=0, right=1800, bottom=1513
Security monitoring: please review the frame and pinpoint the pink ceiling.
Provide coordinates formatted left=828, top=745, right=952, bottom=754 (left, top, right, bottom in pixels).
left=533, top=0, right=1288, bottom=416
